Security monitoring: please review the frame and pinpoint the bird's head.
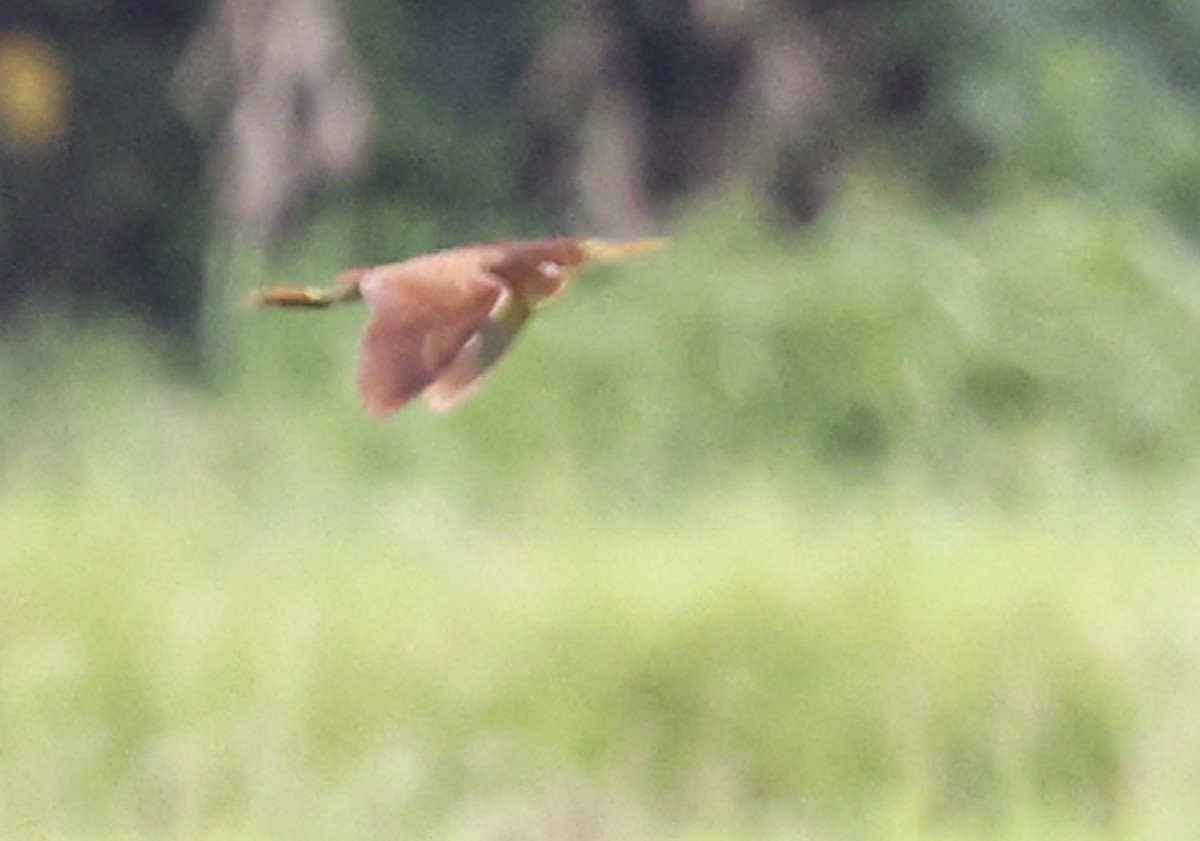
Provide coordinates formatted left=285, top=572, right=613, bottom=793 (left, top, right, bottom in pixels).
left=488, top=236, right=670, bottom=304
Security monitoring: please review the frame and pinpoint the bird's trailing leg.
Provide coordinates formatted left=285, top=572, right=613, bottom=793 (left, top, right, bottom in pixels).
left=248, top=267, right=368, bottom=309
left=249, top=286, right=342, bottom=308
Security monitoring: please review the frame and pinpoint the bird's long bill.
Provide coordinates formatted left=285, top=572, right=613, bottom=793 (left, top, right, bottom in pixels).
left=580, top=237, right=671, bottom=264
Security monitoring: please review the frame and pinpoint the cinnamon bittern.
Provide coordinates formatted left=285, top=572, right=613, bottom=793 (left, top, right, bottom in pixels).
left=251, top=236, right=668, bottom=418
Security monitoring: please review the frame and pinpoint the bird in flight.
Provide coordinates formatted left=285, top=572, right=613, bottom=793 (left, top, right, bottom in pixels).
left=251, top=236, right=668, bottom=418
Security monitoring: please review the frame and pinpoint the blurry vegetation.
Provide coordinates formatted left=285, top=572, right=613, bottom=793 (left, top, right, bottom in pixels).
left=5, top=1, right=1200, bottom=840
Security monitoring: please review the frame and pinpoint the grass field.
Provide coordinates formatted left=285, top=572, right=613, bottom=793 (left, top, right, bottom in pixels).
left=4, top=181, right=1200, bottom=839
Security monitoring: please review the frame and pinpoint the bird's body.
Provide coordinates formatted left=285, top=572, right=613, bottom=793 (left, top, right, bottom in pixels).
left=252, top=236, right=667, bottom=418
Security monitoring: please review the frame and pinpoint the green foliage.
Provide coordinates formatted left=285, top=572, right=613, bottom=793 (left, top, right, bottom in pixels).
left=2, top=427, right=1199, bottom=838
left=888, top=0, right=1200, bottom=232
left=337, top=1, right=555, bottom=252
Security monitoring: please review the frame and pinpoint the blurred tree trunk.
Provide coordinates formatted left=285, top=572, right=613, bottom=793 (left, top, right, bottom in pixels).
left=175, top=0, right=373, bottom=247
left=515, top=0, right=933, bottom=232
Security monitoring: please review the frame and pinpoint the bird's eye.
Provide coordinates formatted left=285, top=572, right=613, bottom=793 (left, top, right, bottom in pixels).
left=537, top=260, right=563, bottom=279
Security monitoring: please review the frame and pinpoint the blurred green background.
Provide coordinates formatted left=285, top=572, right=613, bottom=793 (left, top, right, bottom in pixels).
left=4, top=1, right=1200, bottom=839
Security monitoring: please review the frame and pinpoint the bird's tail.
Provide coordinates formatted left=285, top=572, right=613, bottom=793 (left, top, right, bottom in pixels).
left=247, top=268, right=368, bottom=309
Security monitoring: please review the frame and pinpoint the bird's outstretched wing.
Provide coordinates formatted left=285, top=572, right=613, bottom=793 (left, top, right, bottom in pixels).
left=423, top=294, right=535, bottom=412
left=357, top=270, right=505, bottom=419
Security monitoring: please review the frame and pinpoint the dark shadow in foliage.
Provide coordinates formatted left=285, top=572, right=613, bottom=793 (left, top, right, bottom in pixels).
left=960, top=361, right=1044, bottom=428
left=0, top=0, right=206, bottom=342
left=821, top=402, right=890, bottom=466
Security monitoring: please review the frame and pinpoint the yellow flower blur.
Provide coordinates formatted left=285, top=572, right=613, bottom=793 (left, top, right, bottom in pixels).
left=0, top=31, right=71, bottom=151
